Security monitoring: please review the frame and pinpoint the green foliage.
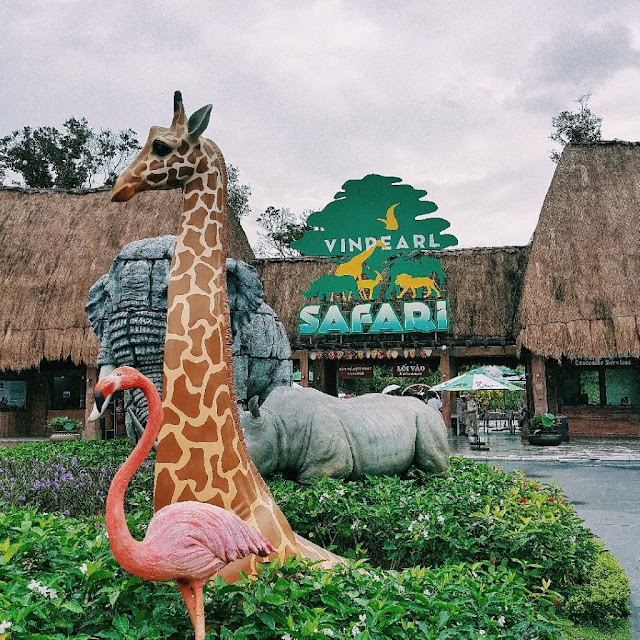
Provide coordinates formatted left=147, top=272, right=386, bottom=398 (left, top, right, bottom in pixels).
left=208, top=557, right=561, bottom=639
left=269, top=459, right=599, bottom=593
left=0, top=118, right=140, bottom=188
left=0, top=440, right=629, bottom=636
left=530, top=413, right=563, bottom=433
left=563, top=547, right=630, bottom=629
left=549, top=94, right=602, bottom=163
left=227, top=164, right=251, bottom=221
left=0, top=439, right=153, bottom=518
left=256, top=205, right=311, bottom=257
left=49, top=417, right=82, bottom=432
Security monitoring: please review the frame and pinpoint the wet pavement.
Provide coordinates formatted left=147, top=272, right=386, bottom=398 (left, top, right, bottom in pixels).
left=449, top=426, right=640, bottom=463
left=451, top=427, right=640, bottom=639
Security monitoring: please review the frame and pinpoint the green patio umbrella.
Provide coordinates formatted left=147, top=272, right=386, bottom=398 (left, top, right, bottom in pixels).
left=430, top=372, right=523, bottom=392
left=467, top=365, right=518, bottom=377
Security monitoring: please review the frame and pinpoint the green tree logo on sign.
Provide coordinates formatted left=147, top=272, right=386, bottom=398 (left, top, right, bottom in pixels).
left=293, top=174, right=457, bottom=304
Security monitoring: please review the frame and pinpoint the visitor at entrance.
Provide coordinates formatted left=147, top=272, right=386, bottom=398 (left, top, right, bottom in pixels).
left=463, top=394, right=479, bottom=438
left=426, top=390, right=442, bottom=413
left=456, top=395, right=466, bottom=435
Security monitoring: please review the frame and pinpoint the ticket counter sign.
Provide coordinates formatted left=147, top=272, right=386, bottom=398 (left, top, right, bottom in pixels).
left=338, top=364, right=374, bottom=379
left=294, top=175, right=457, bottom=335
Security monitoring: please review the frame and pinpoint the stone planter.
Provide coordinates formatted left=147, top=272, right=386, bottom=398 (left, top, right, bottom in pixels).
left=528, top=432, right=563, bottom=446
left=50, top=431, right=82, bottom=443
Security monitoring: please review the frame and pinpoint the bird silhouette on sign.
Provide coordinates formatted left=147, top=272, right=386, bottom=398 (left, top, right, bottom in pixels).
left=94, top=367, right=276, bottom=640
left=377, top=203, right=399, bottom=230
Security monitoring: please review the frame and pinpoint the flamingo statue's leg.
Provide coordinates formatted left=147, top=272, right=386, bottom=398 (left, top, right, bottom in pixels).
left=177, top=581, right=198, bottom=634
left=192, top=580, right=207, bottom=640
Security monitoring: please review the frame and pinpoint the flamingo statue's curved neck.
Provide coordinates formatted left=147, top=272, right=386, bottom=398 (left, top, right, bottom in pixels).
left=105, top=372, right=163, bottom=566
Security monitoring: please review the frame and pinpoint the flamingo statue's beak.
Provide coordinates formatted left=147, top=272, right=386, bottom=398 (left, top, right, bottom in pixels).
left=90, top=366, right=118, bottom=422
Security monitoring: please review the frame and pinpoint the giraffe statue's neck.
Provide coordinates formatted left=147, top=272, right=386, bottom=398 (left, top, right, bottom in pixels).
left=153, top=140, right=299, bottom=556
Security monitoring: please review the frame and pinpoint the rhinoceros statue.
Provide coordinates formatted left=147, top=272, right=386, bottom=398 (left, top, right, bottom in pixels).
left=241, top=386, right=450, bottom=482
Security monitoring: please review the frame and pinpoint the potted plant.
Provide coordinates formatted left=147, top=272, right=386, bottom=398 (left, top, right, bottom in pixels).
left=528, top=412, right=564, bottom=446
left=49, top=416, right=83, bottom=442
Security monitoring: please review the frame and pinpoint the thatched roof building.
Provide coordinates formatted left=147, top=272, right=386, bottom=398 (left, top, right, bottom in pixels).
left=517, top=142, right=640, bottom=361
left=0, top=187, right=253, bottom=371
left=254, top=245, right=528, bottom=346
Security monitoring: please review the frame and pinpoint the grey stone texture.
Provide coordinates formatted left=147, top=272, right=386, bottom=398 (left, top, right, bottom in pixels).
left=86, top=236, right=292, bottom=440
left=241, top=386, right=451, bottom=483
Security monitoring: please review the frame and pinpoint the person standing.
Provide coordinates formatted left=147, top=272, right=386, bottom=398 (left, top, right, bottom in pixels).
left=456, top=395, right=466, bottom=435
left=427, top=390, right=442, bottom=413
left=463, top=394, right=479, bottom=438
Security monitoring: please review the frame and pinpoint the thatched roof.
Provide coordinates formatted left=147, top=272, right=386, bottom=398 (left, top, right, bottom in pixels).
left=518, top=141, right=640, bottom=360
left=254, top=245, right=528, bottom=345
left=0, top=186, right=254, bottom=371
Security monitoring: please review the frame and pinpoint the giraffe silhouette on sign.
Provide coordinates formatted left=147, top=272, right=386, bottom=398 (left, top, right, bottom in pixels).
left=110, top=91, right=340, bottom=581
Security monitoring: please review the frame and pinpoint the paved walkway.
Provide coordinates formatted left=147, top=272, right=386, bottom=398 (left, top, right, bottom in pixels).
left=449, top=427, right=640, bottom=463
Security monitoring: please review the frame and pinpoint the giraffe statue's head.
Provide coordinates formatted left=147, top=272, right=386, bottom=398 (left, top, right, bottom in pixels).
left=112, top=91, right=213, bottom=202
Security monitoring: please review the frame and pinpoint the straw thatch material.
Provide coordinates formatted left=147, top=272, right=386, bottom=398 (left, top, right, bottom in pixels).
left=518, top=142, right=640, bottom=360
left=0, top=187, right=254, bottom=371
left=254, top=245, right=528, bottom=344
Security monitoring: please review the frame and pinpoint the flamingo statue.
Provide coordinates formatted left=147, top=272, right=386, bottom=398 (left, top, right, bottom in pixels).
left=94, top=366, right=276, bottom=640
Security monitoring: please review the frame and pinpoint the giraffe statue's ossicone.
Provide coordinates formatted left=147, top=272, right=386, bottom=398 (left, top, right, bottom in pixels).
left=110, top=91, right=340, bottom=581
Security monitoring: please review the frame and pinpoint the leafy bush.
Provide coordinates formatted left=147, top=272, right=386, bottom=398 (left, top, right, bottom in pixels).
left=0, top=441, right=153, bottom=517
left=0, top=440, right=628, bottom=635
left=49, top=417, right=83, bottom=432
left=0, top=507, right=561, bottom=639
left=563, top=546, right=631, bottom=628
left=269, top=458, right=599, bottom=592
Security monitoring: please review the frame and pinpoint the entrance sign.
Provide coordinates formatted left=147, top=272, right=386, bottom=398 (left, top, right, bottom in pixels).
left=294, top=175, right=457, bottom=335
left=299, top=300, right=449, bottom=335
left=394, top=363, right=429, bottom=378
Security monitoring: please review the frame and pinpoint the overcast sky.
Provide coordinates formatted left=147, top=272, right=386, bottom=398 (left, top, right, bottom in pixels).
left=1, top=1, right=639, bottom=251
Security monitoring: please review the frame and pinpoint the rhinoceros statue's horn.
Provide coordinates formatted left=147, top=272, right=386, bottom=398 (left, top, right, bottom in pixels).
left=249, top=396, right=261, bottom=419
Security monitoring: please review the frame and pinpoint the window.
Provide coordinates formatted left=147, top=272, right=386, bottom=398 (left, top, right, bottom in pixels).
left=50, top=372, right=85, bottom=410
left=562, top=364, right=639, bottom=407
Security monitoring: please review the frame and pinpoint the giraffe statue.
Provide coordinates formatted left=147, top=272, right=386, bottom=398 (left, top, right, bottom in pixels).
left=111, top=91, right=339, bottom=581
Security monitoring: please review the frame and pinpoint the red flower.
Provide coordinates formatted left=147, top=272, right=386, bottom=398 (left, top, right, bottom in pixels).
left=548, top=497, right=554, bottom=502
left=552, top=600, right=563, bottom=606
left=521, top=482, right=528, bottom=488
left=518, top=497, right=528, bottom=503
left=558, top=497, right=566, bottom=503
left=489, top=557, right=497, bottom=564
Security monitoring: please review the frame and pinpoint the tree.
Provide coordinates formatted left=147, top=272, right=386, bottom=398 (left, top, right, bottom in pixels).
left=0, top=118, right=140, bottom=189
left=227, top=164, right=251, bottom=221
left=549, top=94, right=602, bottom=163
left=256, top=206, right=311, bottom=257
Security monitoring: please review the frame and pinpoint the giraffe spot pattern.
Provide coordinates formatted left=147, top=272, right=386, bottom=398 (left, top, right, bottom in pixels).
left=115, top=123, right=312, bottom=566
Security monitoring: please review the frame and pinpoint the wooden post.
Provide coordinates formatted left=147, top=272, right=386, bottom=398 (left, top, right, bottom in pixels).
left=440, top=347, right=453, bottom=429
left=530, top=354, right=548, bottom=416
left=291, top=350, right=309, bottom=386
left=83, top=364, right=101, bottom=440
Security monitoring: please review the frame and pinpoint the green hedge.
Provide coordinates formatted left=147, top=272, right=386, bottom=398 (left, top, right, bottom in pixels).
left=0, top=441, right=631, bottom=636
left=563, top=546, right=631, bottom=629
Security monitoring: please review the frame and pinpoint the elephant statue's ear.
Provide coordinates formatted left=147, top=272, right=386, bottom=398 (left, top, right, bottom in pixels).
left=248, top=395, right=261, bottom=419
left=86, top=274, right=110, bottom=339
left=227, top=259, right=266, bottom=337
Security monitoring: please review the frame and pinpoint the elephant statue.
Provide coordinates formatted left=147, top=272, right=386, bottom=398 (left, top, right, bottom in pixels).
left=240, top=386, right=451, bottom=483
left=86, top=235, right=292, bottom=442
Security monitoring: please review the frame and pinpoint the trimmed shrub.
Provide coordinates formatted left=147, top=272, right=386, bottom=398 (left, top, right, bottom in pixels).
left=563, top=547, right=631, bottom=629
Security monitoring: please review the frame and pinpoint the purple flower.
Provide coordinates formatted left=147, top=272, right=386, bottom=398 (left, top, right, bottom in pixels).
left=18, top=495, right=25, bottom=501
left=63, top=510, right=70, bottom=516
left=33, top=480, right=41, bottom=490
